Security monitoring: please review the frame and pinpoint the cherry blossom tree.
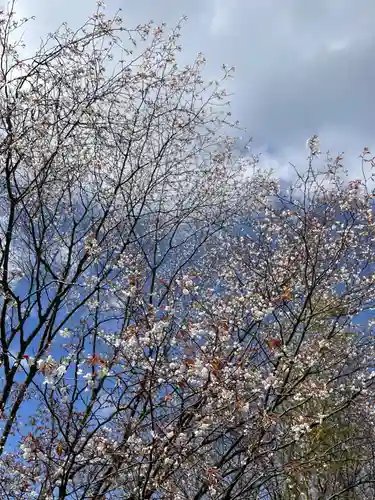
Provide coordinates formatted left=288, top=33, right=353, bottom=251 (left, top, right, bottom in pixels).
left=0, top=1, right=375, bottom=499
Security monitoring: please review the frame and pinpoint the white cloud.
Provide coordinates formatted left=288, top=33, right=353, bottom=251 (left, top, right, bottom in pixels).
left=14, top=0, right=375, bottom=175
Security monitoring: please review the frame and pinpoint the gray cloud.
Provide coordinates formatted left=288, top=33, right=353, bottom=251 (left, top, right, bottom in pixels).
left=17, top=0, right=375, bottom=167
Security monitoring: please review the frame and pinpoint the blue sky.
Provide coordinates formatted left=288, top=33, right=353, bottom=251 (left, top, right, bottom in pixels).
left=16, top=0, right=375, bottom=179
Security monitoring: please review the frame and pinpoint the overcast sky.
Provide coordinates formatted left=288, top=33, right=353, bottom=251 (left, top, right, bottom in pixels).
left=16, top=0, right=375, bottom=176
